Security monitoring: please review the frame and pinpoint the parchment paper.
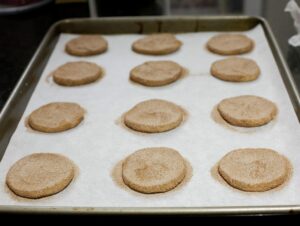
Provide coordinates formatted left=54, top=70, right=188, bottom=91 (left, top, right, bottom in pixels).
left=1, top=25, right=300, bottom=208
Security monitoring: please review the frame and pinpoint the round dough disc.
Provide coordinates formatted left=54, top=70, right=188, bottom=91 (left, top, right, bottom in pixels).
left=65, top=35, right=108, bottom=56
left=130, top=61, right=182, bottom=87
left=28, top=102, right=85, bottom=133
left=217, top=95, right=277, bottom=127
left=124, top=99, right=184, bottom=133
left=122, top=147, right=186, bottom=193
left=132, top=33, right=182, bottom=55
left=218, top=148, right=289, bottom=192
left=53, top=61, right=103, bottom=86
left=211, top=57, right=260, bottom=82
left=207, top=34, right=253, bottom=55
left=6, top=153, right=75, bottom=199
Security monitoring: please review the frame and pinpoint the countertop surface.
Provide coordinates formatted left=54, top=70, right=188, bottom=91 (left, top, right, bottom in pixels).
left=1, top=0, right=300, bottom=110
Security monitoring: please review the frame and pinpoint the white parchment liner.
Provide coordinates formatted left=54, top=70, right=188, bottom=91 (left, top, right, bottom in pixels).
left=0, top=25, right=300, bottom=208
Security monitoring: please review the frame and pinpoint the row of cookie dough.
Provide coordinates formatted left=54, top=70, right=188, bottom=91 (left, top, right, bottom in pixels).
left=6, top=147, right=291, bottom=199
left=51, top=60, right=182, bottom=87
left=26, top=95, right=277, bottom=134
left=65, top=33, right=253, bottom=57
left=65, top=33, right=182, bottom=56
left=51, top=57, right=260, bottom=87
left=65, top=34, right=182, bottom=56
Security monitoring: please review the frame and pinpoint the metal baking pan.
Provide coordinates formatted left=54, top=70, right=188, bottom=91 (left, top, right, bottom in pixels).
left=0, top=16, right=299, bottom=215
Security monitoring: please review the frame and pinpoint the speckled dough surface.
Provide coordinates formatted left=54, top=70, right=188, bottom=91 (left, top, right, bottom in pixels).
left=132, top=33, right=182, bottom=55
left=28, top=102, right=85, bottom=133
left=65, top=35, right=108, bottom=56
left=122, top=147, right=186, bottom=193
left=6, top=153, right=75, bottom=199
left=53, top=61, right=103, bottom=86
left=207, top=34, right=254, bottom=55
left=130, top=61, right=182, bottom=87
left=211, top=57, right=260, bottom=82
left=218, top=148, right=290, bottom=192
left=124, top=99, right=184, bottom=133
left=217, top=95, right=277, bottom=127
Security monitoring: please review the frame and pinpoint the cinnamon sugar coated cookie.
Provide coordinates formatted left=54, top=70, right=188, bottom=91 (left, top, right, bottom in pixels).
left=132, top=33, right=182, bottom=55
left=130, top=61, right=182, bottom=87
left=217, top=95, right=277, bottom=127
left=53, top=61, right=103, bottom=86
left=65, top=35, right=108, bottom=56
left=207, top=34, right=254, bottom=55
left=122, top=147, right=186, bottom=193
left=6, top=153, right=75, bottom=199
left=211, top=57, right=260, bottom=82
left=124, top=99, right=184, bottom=133
left=218, top=148, right=290, bottom=192
left=28, top=102, right=84, bottom=133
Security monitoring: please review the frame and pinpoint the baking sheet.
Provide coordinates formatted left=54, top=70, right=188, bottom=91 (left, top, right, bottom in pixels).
left=0, top=24, right=300, bottom=208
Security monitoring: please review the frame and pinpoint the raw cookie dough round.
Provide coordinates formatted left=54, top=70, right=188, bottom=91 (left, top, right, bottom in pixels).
left=218, top=148, right=290, bottom=192
left=132, top=33, right=182, bottom=55
left=6, top=153, right=75, bottom=199
left=207, top=34, right=254, bottom=55
left=65, top=35, right=108, bottom=56
left=217, top=95, right=277, bottom=127
left=28, top=102, right=85, bottom=133
left=124, top=99, right=184, bottom=133
left=122, top=147, right=186, bottom=193
left=53, top=61, right=103, bottom=86
left=130, top=61, right=182, bottom=87
left=211, top=57, right=260, bottom=82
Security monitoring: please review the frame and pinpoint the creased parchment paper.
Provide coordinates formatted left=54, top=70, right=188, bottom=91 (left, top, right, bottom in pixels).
left=1, top=25, right=300, bottom=208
